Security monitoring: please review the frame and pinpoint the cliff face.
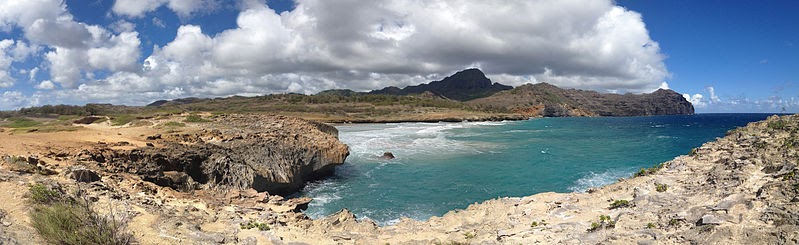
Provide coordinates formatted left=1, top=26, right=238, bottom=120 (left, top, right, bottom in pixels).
left=469, top=83, right=695, bottom=117
left=369, top=68, right=513, bottom=101
left=77, top=115, right=349, bottom=195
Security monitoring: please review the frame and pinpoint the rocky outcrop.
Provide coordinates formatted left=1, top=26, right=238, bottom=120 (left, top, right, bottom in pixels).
left=76, top=115, right=349, bottom=195
left=469, top=82, right=695, bottom=117
left=369, top=68, right=513, bottom=101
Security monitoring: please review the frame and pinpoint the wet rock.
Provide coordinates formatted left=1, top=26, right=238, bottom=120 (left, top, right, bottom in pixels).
left=379, top=152, right=395, bottom=160
left=285, top=197, right=312, bottom=212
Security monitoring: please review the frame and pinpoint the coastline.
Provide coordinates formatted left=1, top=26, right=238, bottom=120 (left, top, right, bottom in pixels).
left=0, top=113, right=796, bottom=244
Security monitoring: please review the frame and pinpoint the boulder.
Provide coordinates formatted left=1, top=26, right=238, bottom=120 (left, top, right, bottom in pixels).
left=379, top=152, right=395, bottom=160
left=70, top=168, right=101, bottom=182
left=698, top=214, right=723, bottom=226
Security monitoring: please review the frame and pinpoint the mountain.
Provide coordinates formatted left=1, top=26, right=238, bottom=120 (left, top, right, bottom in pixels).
left=468, top=83, right=694, bottom=117
left=369, top=68, right=512, bottom=101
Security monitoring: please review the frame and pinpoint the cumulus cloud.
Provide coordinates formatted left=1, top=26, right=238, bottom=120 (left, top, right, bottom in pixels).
left=0, top=0, right=142, bottom=88
left=35, top=80, right=55, bottom=90
left=112, top=0, right=217, bottom=18
left=683, top=93, right=705, bottom=108
left=2, top=0, right=676, bottom=109
left=0, top=39, right=36, bottom=87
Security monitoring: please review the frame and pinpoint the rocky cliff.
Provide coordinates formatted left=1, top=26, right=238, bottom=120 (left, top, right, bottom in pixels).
left=369, top=68, right=513, bottom=101
left=470, top=82, right=695, bottom=117
left=76, top=115, right=348, bottom=195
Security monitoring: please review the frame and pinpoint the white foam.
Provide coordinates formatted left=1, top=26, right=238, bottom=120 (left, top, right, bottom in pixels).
left=568, top=168, right=634, bottom=192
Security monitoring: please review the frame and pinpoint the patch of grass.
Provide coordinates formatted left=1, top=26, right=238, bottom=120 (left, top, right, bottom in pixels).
left=688, top=147, right=698, bottom=156
left=588, top=214, right=615, bottom=232
left=184, top=114, right=210, bottom=123
left=110, top=115, right=136, bottom=126
left=531, top=219, right=547, bottom=227
left=768, top=120, right=788, bottom=130
left=5, top=117, right=41, bottom=128
left=161, top=122, right=185, bottom=127
left=28, top=184, right=133, bottom=245
left=609, top=200, right=630, bottom=209
left=646, top=222, right=656, bottom=229
left=668, top=218, right=681, bottom=226
left=634, top=164, right=663, bottom=177
left=463, top=232, right=476, bottom=239
left=239, top=220, right=270, bottom=231
left=655, top=183, right=668, bottom=192
left=57, top=115, right=80, bottom=121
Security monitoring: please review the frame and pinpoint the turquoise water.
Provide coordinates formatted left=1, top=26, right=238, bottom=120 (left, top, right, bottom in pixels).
left=299, top=114, right=773, bottom=225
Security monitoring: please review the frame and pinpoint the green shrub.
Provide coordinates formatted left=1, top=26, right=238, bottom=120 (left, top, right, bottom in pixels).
left=463, top=232, right=475, bottom=239
left=588, top=215, right=615, bottom=232
left=161, top=122, right=185, bottom=127
left=184, top=114, right=210, bottom=123
left=609, top=200, right=630, bottom=209
left=240, top=220, right=270, bottom=231
left=768, top=120, right=788, bottom=130
left=646, top=222, right=656, bottom=229
left=655, top=183, right=668, bottom=192
left=668, top=218, right=680, bottom=226
left=530, top=219, right=547, bottom=227
left=688, top=148, right=698, bottom=156
left=29, top=184, right=63, bottom=204
left=28, top=184, right=132, bottom=245
left=110, top=115, right=136, bottom=126
left=5, top=117, right=41, bottom=128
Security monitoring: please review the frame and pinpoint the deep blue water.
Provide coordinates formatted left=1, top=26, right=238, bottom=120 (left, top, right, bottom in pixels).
left=298, top=114, right=774, bottom=225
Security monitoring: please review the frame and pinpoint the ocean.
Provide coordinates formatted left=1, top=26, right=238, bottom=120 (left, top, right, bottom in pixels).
left=297, top=113, right=774, bottom=226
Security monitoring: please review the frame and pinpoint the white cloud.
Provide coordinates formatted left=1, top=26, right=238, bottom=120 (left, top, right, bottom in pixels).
left=29, top=67, right=39, bottom=81
left=0, top=39, right=36, bottom=87
left=683, top=93, right=705, bottom=108
left=151, top=17, right=165, bottom=28
left=35, top=80, right=55, bottom=90
left=2, top=0, right=676, bottom=109
left=110, top=20, right=136, bottom=33
left=659, top=82, right=670, bottom=90
left=112, top=0, right=216, bottom=18
left=706, top=86, right=720, bottom=103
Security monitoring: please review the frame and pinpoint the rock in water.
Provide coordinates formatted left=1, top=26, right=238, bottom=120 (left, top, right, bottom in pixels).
left=379, top=152, right=395, bottom=160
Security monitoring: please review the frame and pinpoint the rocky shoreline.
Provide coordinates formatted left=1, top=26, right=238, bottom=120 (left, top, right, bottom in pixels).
left=0, top=114, right=797, bottom=244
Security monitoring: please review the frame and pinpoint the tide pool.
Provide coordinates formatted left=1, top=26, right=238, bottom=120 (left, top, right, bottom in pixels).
left=298, top=114, right=773, bottom=225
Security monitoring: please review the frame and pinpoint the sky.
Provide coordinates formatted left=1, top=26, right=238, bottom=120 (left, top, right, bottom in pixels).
left=0, top=0, right=796, bottom=113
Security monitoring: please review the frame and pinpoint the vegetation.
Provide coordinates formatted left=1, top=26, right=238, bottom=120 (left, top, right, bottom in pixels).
left=588, top=214, right=615, bottom=232
left=161, top=122, right=186, bottom=127
left=463, top=232, right=476, bottom=239
left=655, top=183, right=669, bottom=192
left=668, top=218, right=681, bottom=226
left=688, top=147, right=698, bottom=156
left=530, top=219, right=547, bottom=227
left=28, top=183, right=133, bottom=245
left=634, top=163, right=664, bottom=177
left=239, top=220, right=270, bottom=231
left=646, top=222, right=656, bottom=229
left=4, top=117, right=41, bottom=128
left=609, top=199, right=631, bottom=209
left=110, top=115, right=136, bottom=126
left=184, top=114, right=211, bottom=123
left=768, top=119, right=788, bottom=130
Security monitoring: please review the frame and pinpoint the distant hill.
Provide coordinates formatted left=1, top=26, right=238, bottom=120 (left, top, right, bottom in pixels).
left=468, top=83, right=694, bottom=117
left=369, top=68, right=512, bottom=101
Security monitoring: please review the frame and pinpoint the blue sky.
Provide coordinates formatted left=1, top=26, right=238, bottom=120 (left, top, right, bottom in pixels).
left=0, top=0, right=796, bottom=112
left=617, top=0, right=799, bottom=112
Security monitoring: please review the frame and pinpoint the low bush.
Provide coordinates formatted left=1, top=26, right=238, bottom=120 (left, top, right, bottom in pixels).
left=609, top=199, right=630, bottom=209
left=28, top=184, right=133, bottom=245
left=184, top=114, right=210, bottom=123
left=239, top=220, right=270, bottom=231
left=655, top=183, right=668, bottom=192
